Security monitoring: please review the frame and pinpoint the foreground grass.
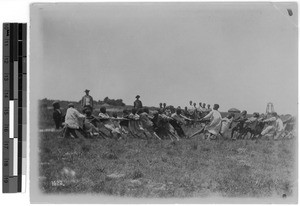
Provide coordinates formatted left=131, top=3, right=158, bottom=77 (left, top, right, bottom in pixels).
left=39, top=127, right=296, bottom=198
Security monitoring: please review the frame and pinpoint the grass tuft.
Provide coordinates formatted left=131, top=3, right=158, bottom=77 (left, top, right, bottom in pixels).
left=132, top=170, right=144, bottom=179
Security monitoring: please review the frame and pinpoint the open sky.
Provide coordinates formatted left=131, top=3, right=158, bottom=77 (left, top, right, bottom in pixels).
left=31, top=2, right=298, bottom=115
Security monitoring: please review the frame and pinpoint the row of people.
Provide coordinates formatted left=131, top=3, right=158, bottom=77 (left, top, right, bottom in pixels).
left=61, top=103, right=193, bottom=140
left=218, top=111, right=289, bottom=140
left=188, top=108, right=291, bottom=140
left=231, top=111, right=287, bottom=140
left=54, top=100, right=293, bottom=141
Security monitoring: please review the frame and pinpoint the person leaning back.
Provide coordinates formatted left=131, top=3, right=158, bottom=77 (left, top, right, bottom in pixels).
left=63, top=103, right=87, bottom=139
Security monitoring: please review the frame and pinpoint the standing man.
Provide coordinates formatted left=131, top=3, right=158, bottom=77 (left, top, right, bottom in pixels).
left=159, top=103, right=163, bottom=109
left=188, top=101, right=195, bottom=116
left=202, top=103, right=208, bottom=115
left=163, top=103, right=167, bottom=111
left=134, top=95, right=143, bottom=109
left=198, top=102, right=204, bottom=112
left=207, top=104, right=212, bottom=112
left=81, top=89, right=94, bottom=111
left=230, top=110, right=248, bottom=140
left=202, top=103, right=207, bottom=111
left=197, top=102, right=204, bottom=118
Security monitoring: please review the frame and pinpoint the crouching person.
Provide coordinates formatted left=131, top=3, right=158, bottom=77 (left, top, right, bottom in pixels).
left=63, top=103, right=87, bottom=139
left=111, top=112, right=124, bottom=140
left=83, top=106, right=100, bottom=138
left=220, top=113, right=235, bottom=138
left=139, top=107, right=161, bottom=140
left=274, top=113, right=284, bottom=140
left=261, top=112, right=284, bottom=140
left=170, top=107, right=189, bottom=138
left=98, top=107, right=122, bottom=139
left=128, top=108, right=146, bottom=138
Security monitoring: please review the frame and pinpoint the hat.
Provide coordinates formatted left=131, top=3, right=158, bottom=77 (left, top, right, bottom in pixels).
left=84, top=89, right=90, bottom=92
left=136, top=95, right=140, bottom=98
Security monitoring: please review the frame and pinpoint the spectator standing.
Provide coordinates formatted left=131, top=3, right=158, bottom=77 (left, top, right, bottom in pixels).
left=134, top=95, right=143, bottom=109
left=81, top=89, right=94, bottom=111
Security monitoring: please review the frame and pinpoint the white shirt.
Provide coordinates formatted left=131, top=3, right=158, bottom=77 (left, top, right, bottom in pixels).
left=221, top=117, right=233, bottom=134
left=65, top=107, right=85, bottom=129
left=203, top=109, right=222, bottom=135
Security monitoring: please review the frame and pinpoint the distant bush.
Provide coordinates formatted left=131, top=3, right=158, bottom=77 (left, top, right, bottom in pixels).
left=103, top=97, right=125, bottom=106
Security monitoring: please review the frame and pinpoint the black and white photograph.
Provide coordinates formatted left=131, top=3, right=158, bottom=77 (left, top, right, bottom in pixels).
left=30, top=2, right=297, bottom=203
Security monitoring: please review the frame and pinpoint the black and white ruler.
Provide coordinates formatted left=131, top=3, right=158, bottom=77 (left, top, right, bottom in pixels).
left=3, top=23, right=27, bottom=193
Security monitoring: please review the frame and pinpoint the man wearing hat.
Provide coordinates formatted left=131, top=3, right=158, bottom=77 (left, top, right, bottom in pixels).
left=134, top=95, right=143, bottom=109
left=81, top=89, right=94, bottom=111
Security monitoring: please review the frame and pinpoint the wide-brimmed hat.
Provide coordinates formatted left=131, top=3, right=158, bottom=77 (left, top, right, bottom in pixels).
left=136, top=95, right=140, bottom=98
left=84, top=89, right=90, bottom=92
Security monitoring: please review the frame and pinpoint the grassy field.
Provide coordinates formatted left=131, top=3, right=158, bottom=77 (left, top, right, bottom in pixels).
left=39, top=124, right=297, bottom=199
